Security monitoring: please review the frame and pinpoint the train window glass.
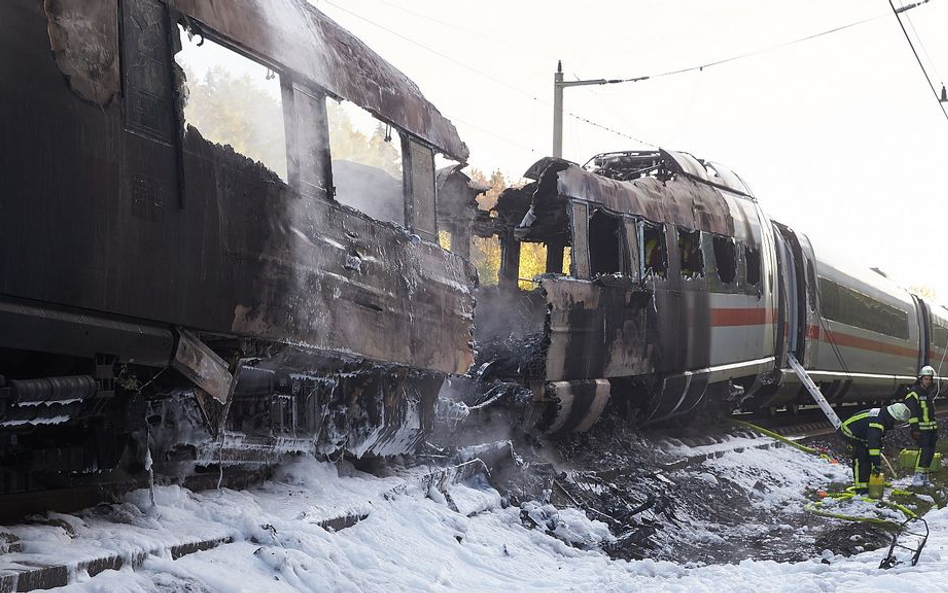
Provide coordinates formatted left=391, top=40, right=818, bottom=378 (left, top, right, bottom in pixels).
left=175, top=27, right=287, bottom=181
left=325, top=98, right=404, bottom=224
left=640, top=221, right=667, bottom=278
left=471, top=236, right=500, bottom=286
left=712, top=235, right=737, bottom=284
left=677, top=228, right=704, bottom=278
left=818, top=277, right=909, bottom=339
left=932, top=324, right=948, bottom=351
left=931, top=324, right=948, bottom=358
left=745, top=245, right=761, bottom=286
left=589, top=210, right=623, bottom=276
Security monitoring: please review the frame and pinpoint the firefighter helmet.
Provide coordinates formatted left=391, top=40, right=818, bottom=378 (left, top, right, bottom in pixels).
left=919, top=365, right=936, bottom=378
left=887, top=402, right=911, bottom=422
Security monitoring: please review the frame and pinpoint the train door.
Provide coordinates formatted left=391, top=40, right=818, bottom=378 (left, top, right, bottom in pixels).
left=772, top=231, right=791, bottom=365
left=774, top=224, right=807, bottom=362
left=796, top=234, right=821, bottom=368
left=913, top=295, right=931, bottom=367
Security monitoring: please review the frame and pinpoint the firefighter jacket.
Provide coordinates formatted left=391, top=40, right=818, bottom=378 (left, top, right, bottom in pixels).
left=904, top=382, right=938, bottom=432
left=839, top=407, right=898, bottom=469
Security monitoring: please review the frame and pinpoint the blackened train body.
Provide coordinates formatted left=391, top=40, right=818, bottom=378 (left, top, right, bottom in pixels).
left=0, top=0, right=475, bottom=495
left=0, top=0, right=940, bottom=501
left=476, top=150, right=948, bottom=433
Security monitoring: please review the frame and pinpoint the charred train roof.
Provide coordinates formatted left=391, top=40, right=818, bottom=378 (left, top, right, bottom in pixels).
left=62, top=0, right=467, bottom=161
left=168, top=0, right=467, bottom=160
left=505, top=149, right=762, bottom=244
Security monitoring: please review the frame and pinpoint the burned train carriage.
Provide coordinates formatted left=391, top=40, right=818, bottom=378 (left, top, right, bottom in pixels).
left=0, top=0, right=475, bottom=493
left=477, top=150, right=947, bottom=433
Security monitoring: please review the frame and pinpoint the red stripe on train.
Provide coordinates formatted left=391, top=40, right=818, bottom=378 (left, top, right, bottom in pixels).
left=710, top=308, right=776, bottom=327
left=820, top=329, right=917, bottom=358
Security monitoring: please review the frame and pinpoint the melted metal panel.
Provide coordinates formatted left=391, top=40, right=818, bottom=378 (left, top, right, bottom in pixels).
left=550, top=163, right=742, bottom=240
left=44, top=0, right=120, bottom=105
left=542, top=277, right=654, bottom=382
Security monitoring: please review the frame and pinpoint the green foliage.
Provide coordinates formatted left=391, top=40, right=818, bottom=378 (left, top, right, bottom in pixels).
left=467, top=169, right=510, bottom=286
left=182, top=66, right=287, bottom=178
left=326, top=103, right=402, bottom=178
left=181, top=67, right=402, bottom=182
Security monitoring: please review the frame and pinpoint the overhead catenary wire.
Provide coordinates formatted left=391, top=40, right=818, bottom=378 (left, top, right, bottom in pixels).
left=887, top=0, right=948, bottom=124
left=319, top=0, right=658, bottom=150
left=902, top=3, right=944, bottom=86
left=607, top=12, right=889, bottom=84
left=320, top=1, right=942, bottom=154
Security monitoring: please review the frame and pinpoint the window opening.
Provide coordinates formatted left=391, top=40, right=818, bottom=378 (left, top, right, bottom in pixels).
left=745, top=245, right=761, bottom=287
left=471, top=236, right=500, bottom=286
left=175, top=27, right=287, bottom=180
left=438, top=230, right=452, bottom=251
left=325, top=98, right=404, bottom=224
left=712, top=235, right=737, bottom=284
left=819, top=277, right=909, bottom=339
left=518, top=242, right=548, bottom=290
left=677, top=228, right=703, bottom=278
left=640, top=221, right=667, bottom=278
left=545, top=243, right=570, bottom=275
left=589, top=210, right=623, bottom=276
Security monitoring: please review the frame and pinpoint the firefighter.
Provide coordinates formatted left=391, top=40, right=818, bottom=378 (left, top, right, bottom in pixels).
left=904, top=365, right=939, bottom=487
left=838, top=403, right=911, bottom=494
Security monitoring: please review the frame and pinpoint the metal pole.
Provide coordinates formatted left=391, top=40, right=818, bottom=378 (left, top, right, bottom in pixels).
left=552, top=61, right=617, bottom=159
left=553, top=60, right=564, bottom=158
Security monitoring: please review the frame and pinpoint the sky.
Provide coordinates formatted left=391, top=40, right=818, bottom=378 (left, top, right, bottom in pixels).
left=5, top=438, right=948, bottom=591
left=307, top=0, right=948, bottom=300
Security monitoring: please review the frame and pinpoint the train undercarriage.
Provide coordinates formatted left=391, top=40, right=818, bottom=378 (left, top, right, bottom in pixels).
left=0, top=297, right=444, bottom=498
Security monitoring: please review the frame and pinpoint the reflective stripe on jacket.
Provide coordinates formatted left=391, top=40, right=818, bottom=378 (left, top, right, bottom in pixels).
left=840, top=407, right=896, bottom=467
left=904, top=383, right=938, bottom=431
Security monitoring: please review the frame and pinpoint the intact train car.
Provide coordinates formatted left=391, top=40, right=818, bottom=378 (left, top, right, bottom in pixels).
left=474, top=150, right=943, bottom=432
left=0, top=0, right=474, bottom=493
left=748, top=227, right=948, bottom=412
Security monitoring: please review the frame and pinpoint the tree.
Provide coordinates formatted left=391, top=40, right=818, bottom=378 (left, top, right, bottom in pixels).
left=909, top=285, right=938, bottom=302
left=182, top=65, right=288, bottom=179
left=181, top=66, right=402, bottom=182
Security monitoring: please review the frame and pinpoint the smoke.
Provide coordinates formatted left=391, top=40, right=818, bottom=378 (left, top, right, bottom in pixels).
left=332, top=159, right=404, bottom=224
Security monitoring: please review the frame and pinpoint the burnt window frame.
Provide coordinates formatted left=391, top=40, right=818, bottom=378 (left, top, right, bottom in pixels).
left=676, top=227, right=704, bottom=279
left=639, top=220, right=667, bottom=279
left=588, top=208, right=626, bottom=278
left=743, top=243, right=762, bottom=290
left=711, top=234, right=737, bottom=286
left=169, top=18, right=293, bottom=186
left=400, top=134, right=438, bottom=242
left=568, top=200, right=591, bottom=279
